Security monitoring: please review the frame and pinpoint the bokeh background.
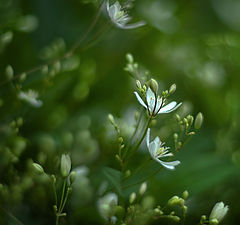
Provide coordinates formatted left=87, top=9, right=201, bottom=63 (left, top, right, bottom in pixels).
left=0, top=0, right=240, bottom=224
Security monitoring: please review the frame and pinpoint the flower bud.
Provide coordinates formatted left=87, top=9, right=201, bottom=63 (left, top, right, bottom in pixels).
left=129, top=192, right=136, bottom=204
left=126, top=53, right=134, bottom=63
left=209, top=218, right=219, bottom=225
left=139, top=182, right=147, bottom=195
left=173, top=133, right=178, bottom=141
left=108, top=114, right=115, bottom=125
left=136, top=80, right=142, bottom=90
left=209, top=202, right=228, bottom=223
left=70, top=171, right=76, bottom=184
left=175, top=114, right=181, bottom=122
left=187, top=115, right=194, bottom=126
left=32, top=163, right=44, bottom=174
left=182, top=190, right=189, bottom=200
left=169, top=84, right=176, bottom=94
left=149, top=79, right=158, bottom=94
left=168, top=196, right=185, bottom=206
left=125, top=170, right=131, bottom=178
left=60, top=154, right=71, bottom=178
left=51, top=174, right=56, bottom=183
left=194, top=112, right=203, bottom=129
left=5, top=65, right=14, bottom=80
left=20, top=73, right=26, bottom=82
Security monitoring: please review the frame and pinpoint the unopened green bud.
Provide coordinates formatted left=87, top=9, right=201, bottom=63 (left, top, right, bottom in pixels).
left=133, top=63, right=138, bottom=69
left=5, top=65, right=14, bottom=80
left=173, top=133, right=178, bottom=141
left=16, top=117, right=23, bottom=127
left=51, top=174, right=56, bottom=183
left=150, top=79, right=158, bottom=94
left=188, top=131, right=195, bottom=136
left=70, top=171, right=76, bottom=184
left=125, top=170, right=131, bottom=178
left=129, top=192, right=136, bottom=204
left=32, top=163, right=44, bottom=174
left=126, top=53, right=134, bottom=63
left=143, top=85, right=147, bottom=92
left=136, top=80, right=142, bottom=90
left=183, top=206, right=188, bottom=214
left=183, top=118, right=189, bottom=127
left=209, top=219, right=219, bottom=225
left=139, top=182, right=147, bottom=195
left=169, top=83, right=177, bottom=94
left=154, top=208, right=163, bottom=216
left=176, top=114, right=181, bottom=122
left=177, top=142, right=182, bottom=148
left=182, top=190, right=189, bottom=200
left=20, top=73, right=26, bottom=82
left=53, top=205, right=58, bottom=213
left=170, top=215, right=180, bottom=222
left=114, top=205, right=125, bottom=218
left=194, top=112, right=203, bottom=129
left=115, top=154, right=121, bottom=163
left=41, top=65, right=48, bottom=75
left=60, top=154, right=71, bottom=178
left=108, top=114, right=115, bottom=125
left=187, top=115, right=194, bottom=126
left=168, top=196, right=185, bottom=206
left=118, top=137, right=123, bottom=143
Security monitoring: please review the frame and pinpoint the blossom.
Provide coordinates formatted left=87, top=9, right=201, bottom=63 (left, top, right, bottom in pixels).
left=97, top=192, right=118, bottom=221
left=209, top=202, right=228, bottom=223
left=146, top=128, right=180, bottom=170
left=18, top=89, right=42, bottom=107
left=134, top=87, right=182, bottom=117
left=106, top=0, right=146, bottom=29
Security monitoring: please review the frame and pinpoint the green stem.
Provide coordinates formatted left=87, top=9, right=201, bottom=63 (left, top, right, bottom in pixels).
left=126, top=116, right=152, bottom=162
left=59, top=179, right=67, bottom=213
left=59, top=188, right=70, bottom=213
left=56, top=216, right=59, bottom=225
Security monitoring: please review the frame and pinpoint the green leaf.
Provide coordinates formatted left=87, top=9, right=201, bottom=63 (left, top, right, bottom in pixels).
left=102, top=167, right=122, bottom=195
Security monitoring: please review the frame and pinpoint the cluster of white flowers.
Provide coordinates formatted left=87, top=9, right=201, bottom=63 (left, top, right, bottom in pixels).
left=106, top=0, right=146, bottom=29
left=134, top=87, right=182, bottom=117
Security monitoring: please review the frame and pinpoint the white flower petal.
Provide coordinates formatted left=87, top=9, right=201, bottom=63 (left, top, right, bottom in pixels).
left=149, top=141, right=157, bottom=158
left=156, top=159, right=180, bottom=170
left=158, top=102, right=182, bottom=114
left=146, top=128, right=150, bottom=148
left=118, top=21, right=146, bottom=29
left=146, top=88, right=155, bottom=113
left=153, top=136, right=161, bottom=149
left=134, top=92, right=147, bottom=109
left=159, top=152, right=174, bottom=158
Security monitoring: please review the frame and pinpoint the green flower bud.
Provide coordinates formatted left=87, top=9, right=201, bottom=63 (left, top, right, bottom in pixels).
left=194, top=112, right=203, bottom=129
left=139, top=182, right=147, bottom=195
left=20, top=73, right=26, bottom=82
left=170, top=215, right=180, bottom=222
left=150, top=79, right=158, bottom=94
left=108, top=114, right=115, bottom=125
left=187, top=115, right=194, bottom=126
left=32, top=163, right=44, bottom=174
left=70, top=171, right=76, bottom=184
left=154, top=208, right=163, bottom=216
left=136, top=80, right=142, bottom=90
left=118, top=137, right=123, bottom=144
left=188, top=131, right=195, bottom=136
left=5, top=65, right=14, bottom=80
left=176, top=114, right=181, bottom=122
left=168, top=196, right=185, bottom=206
left=182, top=190, right=189, bottom=200
left=169, top=83, right=177, bottom=94
left=173, top=133, right=178, bottom=141
left=183, top=118, right=189, bottom=127
left=51, top=174, right=56, bottom=183
left=126, top=53, right=134, bottom=63
left=209, top=218, right=219, bottom=225
left=129, top=192, right=136, bottom=204
left=60, top=154, right=71, bottom=178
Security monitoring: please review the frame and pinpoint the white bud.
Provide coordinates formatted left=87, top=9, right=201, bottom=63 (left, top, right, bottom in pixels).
left=129, top=192, right=136, bottom=204
left=209, top=202, right=228, bottom=223
left=194, top=112, right=203, bottom=129
left=60, top=154, right=71, bottom=178
left=139, top=182, right=147, bottom=195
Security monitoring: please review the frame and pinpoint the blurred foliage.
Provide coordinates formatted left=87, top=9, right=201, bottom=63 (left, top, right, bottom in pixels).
left=0, top=0, right=240, bottom=225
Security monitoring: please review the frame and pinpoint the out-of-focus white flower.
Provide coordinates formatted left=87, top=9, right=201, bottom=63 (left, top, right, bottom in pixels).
left=18, top=89, right=42, bottom=107
left=106, top=0, right=146, bottom=29
left=97, top=192, right=118, bottom=221
left=209, top=202, right=228, bottom=224
left=146, top=128, right=180, bottom=170
left=134, top=87, right=182, bottom=117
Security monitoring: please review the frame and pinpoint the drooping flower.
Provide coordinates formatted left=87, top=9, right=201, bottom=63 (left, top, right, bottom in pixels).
left=146, top=128, right=180, bottom=170
left=209, top=202, right=228, bottom=224
left=97, top=192, right=118, bottom=222
left=106, top=0, right=146, bottom=29
left=18, top=89, right=42, bottom=107
left=134, top=87, right=182, bottom=117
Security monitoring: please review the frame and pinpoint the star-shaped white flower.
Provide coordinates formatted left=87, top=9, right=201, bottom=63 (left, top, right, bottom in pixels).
left=18, top=89, right=42, bottom=108
left=106, top=0, right=146, bottom=29
left=146, top=128, right=180, bottom=170
left=134, top=87, right=182, bottom=117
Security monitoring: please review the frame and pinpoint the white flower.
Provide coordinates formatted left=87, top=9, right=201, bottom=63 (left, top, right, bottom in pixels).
left=210, top=202, right=229, bottom=223
left=18, top=89, right=42, bottom=107
left=106, top=0, right=146, bottom=29
left=146, top=128, right=180, bottom=170
left=97, top=192, right=118, bottom=221
left=134, top=87, right=182, bottom=117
